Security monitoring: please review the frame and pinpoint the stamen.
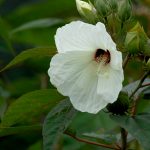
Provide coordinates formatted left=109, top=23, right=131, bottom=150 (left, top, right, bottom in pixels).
left=94, top=49, right=110, bottom=64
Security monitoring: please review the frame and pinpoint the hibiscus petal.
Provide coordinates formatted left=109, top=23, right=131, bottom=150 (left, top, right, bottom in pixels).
left=96, top=22, right=117, bottom=51
left=55, top=21, right=112, bottom=53
left=110, top=50, right=123, bottom=70
left=97, top=67, right=124, bottom=103
left=48, top=51, right=108, bottom=113
left=49, top=51, right=93, bottom=87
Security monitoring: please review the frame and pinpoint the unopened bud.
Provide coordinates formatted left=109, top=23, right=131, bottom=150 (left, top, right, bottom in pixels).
left=118, top=0, right=132, bottom=22
left=76, top=0, right=98, bottom=23
left=107, top=92, right=129, bottom=115
left=94, top=0, right=111, bottom=17
left=125, top=22, right=148, bottom=54
left=125, top=32, right=139, bottom=54
left=109, top=0, right=118, bottom=13
left=143, top=39, right=150, bottom=56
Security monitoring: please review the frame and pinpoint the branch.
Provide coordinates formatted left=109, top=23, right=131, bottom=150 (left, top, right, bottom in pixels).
left=121, top=128, right=128, bottom=150
left=131, top=97, right=140, bottom=117
left=140, top=82, right=150, bottom=88
left=129, top=70, right=150, bottom=99
left=130, top=70, right=150, bottom=116
left=123, top=53, right=131, bottom=69
left=64, top=131, right=121, bottom=150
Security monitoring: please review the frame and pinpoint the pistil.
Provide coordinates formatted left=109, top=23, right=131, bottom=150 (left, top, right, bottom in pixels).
left=94, top=49, right=110, bottom=64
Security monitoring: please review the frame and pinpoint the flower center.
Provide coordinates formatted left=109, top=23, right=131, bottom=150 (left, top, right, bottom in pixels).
left=94, top=49, right=110, bottom=64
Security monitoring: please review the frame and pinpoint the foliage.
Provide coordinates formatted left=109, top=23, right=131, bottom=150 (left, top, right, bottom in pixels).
left=111, top=113, right=150, bottom=150
left=43, top=99, right=77, bottom=150
left=0, top=0, right=150, bottom=150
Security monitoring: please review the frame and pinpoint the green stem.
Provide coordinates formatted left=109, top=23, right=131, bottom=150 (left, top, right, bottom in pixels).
left=123, top=53, right=131, bottom=69
left=64, top=131, right=121, bottom=150
left=130, top=70, right=150, bottom=116
left=129, top=70, right=150, bottom=99
left=121, top=128, right=127, bottom=150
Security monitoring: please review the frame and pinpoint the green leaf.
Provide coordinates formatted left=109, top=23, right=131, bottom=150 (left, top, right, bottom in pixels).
left=10, top=27, right=57, bottom=46
left=11, top=18, right=63, bottom=34
left=0, top=124, right=41, bottom=137
left=0, top=89, right=64, bottom=127
left=122, top=78, right=150, bottom=98
left=27, top=140, right=42, bottom=150
left=83, top=132, right=117, bottom=144
left=0, top=47, right=56, bottom=72
left=0, top=0, right=4, bottom=5
left=136, top=98, right=150, bottom=114
left=142, top=86, right=150, bottom=99
left=0, top=17, right=15, bottom=55
left=7, top=0, right=76, bottom=26
left=136, top=87, right=150, bottom=113
left=43, top=99, right=77, bottom=150
left=110, top=113, right=150, bottom=150
left=5, top=77, right=41, bottom=97
left=0, top=96, right=7, bottom=120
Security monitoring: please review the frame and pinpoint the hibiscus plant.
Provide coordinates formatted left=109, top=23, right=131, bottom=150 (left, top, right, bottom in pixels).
left=0, top=0, right=150, bottom=150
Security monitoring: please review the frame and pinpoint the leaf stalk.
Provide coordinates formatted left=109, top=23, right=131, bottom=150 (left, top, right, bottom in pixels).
left=64, top=130, right=121, bottom=150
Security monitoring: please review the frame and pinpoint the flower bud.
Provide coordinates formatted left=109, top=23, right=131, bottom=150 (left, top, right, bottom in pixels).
left=76, top=0, right=98, bottom=23
left=109, top=0, right=118, bottom=13
left=107, top=92, right=129, bottom=115
left=94, top=0, right=111, bottom=17
left=143, top=39, right=150, bottom=56
left=125, top=22, right=148, bottom=54
left=118, top=0, right=132, bottom=22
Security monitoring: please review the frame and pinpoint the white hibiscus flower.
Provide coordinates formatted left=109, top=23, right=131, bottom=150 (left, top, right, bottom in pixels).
left=48, top=21, right=124, bottom=114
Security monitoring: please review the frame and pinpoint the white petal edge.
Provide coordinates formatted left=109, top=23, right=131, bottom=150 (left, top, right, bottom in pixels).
left=96, top=22, right=117, bottom=51
left=55, top=21, right=116, bottom=53
left=110, top=50, right=123, bottom=70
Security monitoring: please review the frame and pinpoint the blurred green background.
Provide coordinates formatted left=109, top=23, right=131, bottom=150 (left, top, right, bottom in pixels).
left=0, top=0, right=150, bottom=150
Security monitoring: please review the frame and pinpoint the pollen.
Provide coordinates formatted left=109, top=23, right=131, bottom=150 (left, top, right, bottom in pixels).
left=94, top=49, right=110, bottom=64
